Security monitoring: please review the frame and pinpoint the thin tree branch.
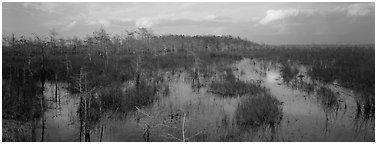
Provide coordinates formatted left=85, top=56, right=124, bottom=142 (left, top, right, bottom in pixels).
left=161, top=133, right=182, bottom=142
left=135, top=106, right=151, bottom=118
left=182, top=112, right=186, bottom=142
left=187, top=130, right=205, bottom=140
left=151, top=123, right=177, bottom=129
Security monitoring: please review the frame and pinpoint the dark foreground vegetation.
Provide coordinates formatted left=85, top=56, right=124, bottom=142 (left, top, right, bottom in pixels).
left=235, top=93, right=283, bottom=129
left=2, top=27, right=374, bottom=141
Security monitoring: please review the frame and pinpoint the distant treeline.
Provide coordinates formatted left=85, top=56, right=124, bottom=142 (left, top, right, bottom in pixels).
left=2, top=28, right=261, bottom=56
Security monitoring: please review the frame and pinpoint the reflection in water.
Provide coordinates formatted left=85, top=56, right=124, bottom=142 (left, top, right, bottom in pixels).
left=36, top=82, right=80, bottom=141
left=266, top=71, right=280, bottom=84
left=31, top=58, right=373, bottom=142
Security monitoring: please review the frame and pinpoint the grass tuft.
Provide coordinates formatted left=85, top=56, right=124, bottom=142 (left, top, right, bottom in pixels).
left=235, top=93, right=283, bottom=129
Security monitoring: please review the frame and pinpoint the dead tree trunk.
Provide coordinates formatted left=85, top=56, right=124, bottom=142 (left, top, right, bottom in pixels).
left=79, top=96, right=83, bottom=142
left=55, top=73, right=58, bottom=102
left=40, top=83, right=45, bottom=142
left=84, top=94, right=91, bottom=142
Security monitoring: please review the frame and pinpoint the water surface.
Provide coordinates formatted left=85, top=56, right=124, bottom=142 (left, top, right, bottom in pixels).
left=35, top=58, right=374, bottom=142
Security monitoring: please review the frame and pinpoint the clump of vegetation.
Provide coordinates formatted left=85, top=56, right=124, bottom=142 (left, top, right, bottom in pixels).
left=2, top=120, right=32, bottom=142
left=308, top=61, right=337, bottom=83
left=98, top=72, right=170, bottom=115
left=209, top=80, right=265, bottom=97
left=316, top=86, right=339, bottom=111
left=208, top=68, right=265, bottom=97
left=280, top=64, right=298, bottom=83
left=2, top=71, right=44, bottom=121
left=301, top=82, right=316, bottom=94
left=235, top=93, right=283, bottom=129
left=354, top=92, right=375, bottom=120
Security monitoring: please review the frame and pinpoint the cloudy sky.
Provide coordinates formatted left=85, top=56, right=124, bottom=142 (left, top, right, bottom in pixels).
left=2, top=2, right=375, bottom=44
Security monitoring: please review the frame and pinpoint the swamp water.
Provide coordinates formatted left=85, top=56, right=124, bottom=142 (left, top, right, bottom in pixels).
left=33, top=58, right=374, bottom=142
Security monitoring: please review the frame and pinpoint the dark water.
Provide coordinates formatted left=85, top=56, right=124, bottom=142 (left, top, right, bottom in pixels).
left=34, top=58, right=374, bottom=142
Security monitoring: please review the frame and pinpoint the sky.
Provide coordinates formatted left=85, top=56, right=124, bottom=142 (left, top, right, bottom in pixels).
left=2, top=2, right=375, bottom=44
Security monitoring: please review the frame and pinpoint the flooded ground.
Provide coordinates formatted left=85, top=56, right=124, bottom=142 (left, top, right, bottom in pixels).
left=33, top=58, right=374, bottom=142
left=233, top=58, right=374, bottom=141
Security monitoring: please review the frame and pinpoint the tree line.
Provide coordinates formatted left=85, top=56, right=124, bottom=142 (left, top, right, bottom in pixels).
left=2, top=28, right=261, bottom=57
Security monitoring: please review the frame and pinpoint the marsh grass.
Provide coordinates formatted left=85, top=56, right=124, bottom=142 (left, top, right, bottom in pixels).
left=209, top=80, right=265, bottom=97
left=299, top=82, right=316, bottom=94
left=316, top=86, right=339, bottom=112
left=235, top=93, right=283, bottom=129
left=355, top=92, right=375, bottom=120
left=257, top=45, right=374, bottom=95
left=200, top=51, right=244, bottom=66
left=208, top=68, right=266, bottom=97
left=2, top=120, right=32, bottom=142
left=99, top=80, right=158, bottom=114
left=280, top=64, right=299, bottom=83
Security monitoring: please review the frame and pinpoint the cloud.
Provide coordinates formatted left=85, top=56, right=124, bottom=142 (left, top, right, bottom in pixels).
left=214, top=16, right=233, bottom=21
left=60, top=21, right=77, bottom=32
left=98, top=19, right=111, bottom=27
left=213, top=26, right=225, bottom=35
left=136, top=17, right=154, bottom=28
left=85, top=18, right=124, bottom=28
left=22, top=2, right=59, bottom=13
left=205, top=15, right=233, bottom=21
left=135, top=13, right=234, bottom=28
left=345, top=3, right=374, bottom=16
left=4, top=2, right=373, bottom=44
left=259, top=3, right=374, bottom=25
left=204, top=15, right=216, bottom=20
left=251, top=17, right=261, bottom=22
left=259, top=9, right=299, bottom=25
left=66, top=21, right=77, bottom=28
left=111, top=19, right=134, bottom=27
